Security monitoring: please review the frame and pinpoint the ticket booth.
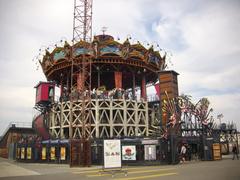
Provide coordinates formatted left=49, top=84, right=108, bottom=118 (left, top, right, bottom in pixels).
left=35, top=82, right=55, bottom=105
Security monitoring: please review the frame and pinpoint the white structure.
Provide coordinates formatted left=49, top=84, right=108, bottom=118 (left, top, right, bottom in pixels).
left=49, top=99, right=149, bottom=139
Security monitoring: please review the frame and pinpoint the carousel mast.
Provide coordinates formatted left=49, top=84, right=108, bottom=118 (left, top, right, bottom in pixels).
left=72, top=0, right=93, bottom=42
left=70, top=0, right=93, bottom=166
left=71, top=0, right=92, bottom=138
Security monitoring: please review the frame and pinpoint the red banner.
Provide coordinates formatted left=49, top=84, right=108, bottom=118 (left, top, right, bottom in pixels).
left=77, top=73, right=84, bottom=92
left=141, top=76, right=146, bottom=100
left=154, top=83, right=160, bottom=98
left=114, top=71, right=122, bottom=89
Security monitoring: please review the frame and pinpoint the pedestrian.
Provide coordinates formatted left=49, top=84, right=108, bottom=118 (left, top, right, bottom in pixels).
left=232, top=144, right=239, bottom=160
left=180, top=144, right=187, bottom=163
left=187, top=144, right=192, bottom=161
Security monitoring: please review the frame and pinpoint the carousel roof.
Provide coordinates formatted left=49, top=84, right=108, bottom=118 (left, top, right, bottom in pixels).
left=39, top=34, right=167, bottom=86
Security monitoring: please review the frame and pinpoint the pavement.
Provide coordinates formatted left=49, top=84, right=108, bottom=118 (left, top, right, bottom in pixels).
left=0, top=155, right=239, bottom=180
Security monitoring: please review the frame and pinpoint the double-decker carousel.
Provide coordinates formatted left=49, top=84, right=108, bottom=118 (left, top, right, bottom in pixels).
left=38, top=34, right=166, bottom=140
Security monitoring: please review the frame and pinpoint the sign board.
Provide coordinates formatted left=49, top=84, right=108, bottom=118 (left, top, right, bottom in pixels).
left=50, top=147, right=56, bottom=160
left=122, top=146, right=136, bottom=160
left=60, top=147, right=66, bottom=160
left=42, top=147, right=46, bottom=160
left=27, top=147, right=32, bottom=160
left=21, top=148, right=25, bottom=159
left=144, top=145, right=156, bottom=160
left=141, top=139, right=158, bottom=145
left=104, top=139, right=121, bottom=169
left=16, top=148, right=20, bottom=159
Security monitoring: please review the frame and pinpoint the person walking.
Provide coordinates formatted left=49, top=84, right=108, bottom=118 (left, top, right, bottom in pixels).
left=232, top=144, right=239, bottom=160
left=180, top=144, right=187, bottom=163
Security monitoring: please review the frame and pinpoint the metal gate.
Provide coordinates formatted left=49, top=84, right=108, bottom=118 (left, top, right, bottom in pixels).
left=69, top=139, right=91, bottom=167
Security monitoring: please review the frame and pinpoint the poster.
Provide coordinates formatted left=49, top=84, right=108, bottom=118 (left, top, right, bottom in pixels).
left=42, top=147, right=46, bottom=160
left=27, top=147, right=32, bottom=159
left=16, top=148, right=20, bottom=159
left=21, top=147, right=25, bottom=159
left=122, top=146, right=136, bottom=160
left=50, top=147, right=56, bottom=160
left=104, top=139, right=121, bottom=169
left=144, top=145, right=156, bottom=160
left=60, top=147, right=66, bottom=160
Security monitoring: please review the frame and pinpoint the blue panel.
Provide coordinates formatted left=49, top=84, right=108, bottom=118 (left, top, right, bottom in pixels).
left=100, top=45, right=120, bottom=54
left=53, top=51, right=66, bottom=61
left=74, top=47, right=93, bottom=56
left=149, top=55, right=160, bottom=65
left=74, top=48, right=87, bottom=56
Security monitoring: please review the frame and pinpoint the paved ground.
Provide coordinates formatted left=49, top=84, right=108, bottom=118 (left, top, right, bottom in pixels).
left=0, top=156, right=239, bottom=180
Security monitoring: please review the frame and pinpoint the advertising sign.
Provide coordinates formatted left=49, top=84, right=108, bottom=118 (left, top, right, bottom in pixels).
left=21, top=147, right=25, bottom=159
left=122, top=146, right=136, bottom=160
left=104, top=139, right=121, bottom=169
left=60, top=147, right=66, bottom=160
left=16, top=148, right=20, bottom=159
left=42, top=147, right=46, bottom=160
left=27, top=147, right=32, bottom=160
left=50, top=147, right=56, bottom=160
left=144, top=145, right=156, bottom=160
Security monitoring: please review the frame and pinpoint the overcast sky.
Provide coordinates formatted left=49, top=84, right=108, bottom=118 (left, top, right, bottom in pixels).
left=0, top=0, right=240, bottom=135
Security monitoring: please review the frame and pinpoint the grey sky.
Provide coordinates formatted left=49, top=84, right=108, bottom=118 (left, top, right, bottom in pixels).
left=0, top=0, right=240, bottom=135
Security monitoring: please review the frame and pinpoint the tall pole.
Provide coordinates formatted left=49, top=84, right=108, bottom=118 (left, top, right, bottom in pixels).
left=71, top=0, right=93, bottom=166
left=73, top=0, right=93, bottom=42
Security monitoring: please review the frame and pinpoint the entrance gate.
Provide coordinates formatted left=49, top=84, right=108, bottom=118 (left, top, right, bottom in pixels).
left=70, top=139, right=91, bottom=167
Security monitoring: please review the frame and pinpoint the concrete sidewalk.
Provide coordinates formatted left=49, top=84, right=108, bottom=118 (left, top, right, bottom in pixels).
left=0, top=157, right=102, bottom=178
left=0, top=158, right=40, bottom=178
left=1, top=156, right=239, bottom=179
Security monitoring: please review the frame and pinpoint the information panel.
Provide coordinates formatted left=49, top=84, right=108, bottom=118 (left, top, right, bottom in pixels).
left=122, top=145, right=136, bottom=160
left=104, top=139, right=121, bottom=169
left=144, top=145, right=156, bottom=160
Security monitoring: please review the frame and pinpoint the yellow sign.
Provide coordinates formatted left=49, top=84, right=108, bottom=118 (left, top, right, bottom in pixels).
left=50, top=147, right=56, bottom=160
left=21, top=147, right=25, bottom=159
left=16, top=148, right=20, bottom=159
left=60, top=147, right=66, bottom=160
left=42, top=147, right=46, bottom=160
left=27, top=147, right=32, bottom=160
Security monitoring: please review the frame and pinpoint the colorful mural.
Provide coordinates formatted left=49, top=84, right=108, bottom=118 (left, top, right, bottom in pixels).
left=53, top=50, right=66, bottom=61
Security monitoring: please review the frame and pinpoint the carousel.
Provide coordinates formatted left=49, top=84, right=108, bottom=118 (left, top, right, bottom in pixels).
left=34, top=34, right=167, bottom=140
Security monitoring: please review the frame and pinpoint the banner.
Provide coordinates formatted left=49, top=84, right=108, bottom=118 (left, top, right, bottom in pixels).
left=141, top=76, right=146, bottom=99
left=77, top=73, right=84, bottom=92
left=21, top=147, right=25, bottom=159
left=16, top=148, right=20, bottom=159
left=122, top=146, right=136, bottom=160
left=104, top=139, right=121, bottom=169
left=27, top=147, right=32, bottom=160
left=154, top=83, right=160, bottom=98
left=42, top=147, right=46, bottom=160
left=50, top=147, right=56, bottom=160
left=60, top=147, right=66, bottom=160
left=114, top=71, right=122, bottom=89
left=144, top=145, right=156, bottom=160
